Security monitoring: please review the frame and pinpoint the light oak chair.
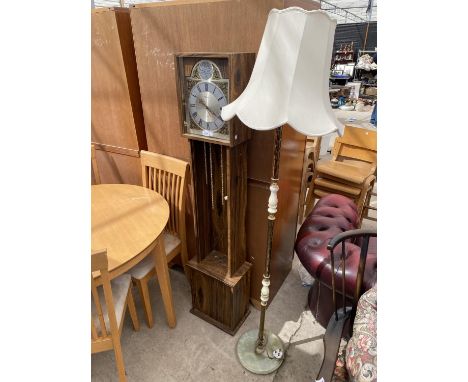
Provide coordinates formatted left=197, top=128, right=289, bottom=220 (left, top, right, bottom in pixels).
left=91, top=249, right=140, bottom=382
left=129, top=150, right=189, bottom=328
left=305, top=126, right=377, bottom=224
left=298, top=136, right=322, bottom=223
left=91, top=144, right=101, bottom=185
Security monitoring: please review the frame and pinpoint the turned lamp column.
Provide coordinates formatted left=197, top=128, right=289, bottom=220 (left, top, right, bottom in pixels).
left=256, top=126, right=282, bottom=352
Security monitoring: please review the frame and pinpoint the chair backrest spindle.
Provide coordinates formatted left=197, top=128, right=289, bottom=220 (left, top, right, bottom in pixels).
left=330, top=242, right=338, bottom=321
left=140, top=151, right=189, bottom=237
left=341, top=240, right=346, bottom=315
left=327, top=229, right=377, bottom=323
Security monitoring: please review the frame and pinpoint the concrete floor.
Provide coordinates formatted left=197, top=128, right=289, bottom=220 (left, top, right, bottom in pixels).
left=92, top=255, right=324, bottom=382
left=92, top=221, right=376, bottom=382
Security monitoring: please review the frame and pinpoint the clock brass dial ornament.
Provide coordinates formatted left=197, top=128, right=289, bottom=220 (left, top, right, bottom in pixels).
left=197, top=59, right=214, bottom=80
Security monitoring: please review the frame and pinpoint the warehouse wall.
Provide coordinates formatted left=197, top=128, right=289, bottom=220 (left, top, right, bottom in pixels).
left=333, top=21, right=377, bottom=53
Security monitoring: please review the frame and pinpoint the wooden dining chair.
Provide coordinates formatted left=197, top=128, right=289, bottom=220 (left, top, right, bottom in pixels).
left=91, top=144, right=101, bottom=185
left=315, top=229, right=377, bottom=382
left=129, top=150, right=189, bottom=328
left=305, top=126, right=376, bottom=224
left=298, top=136, right=322, bottom=223
left=91, top=249, right=140, bottom=382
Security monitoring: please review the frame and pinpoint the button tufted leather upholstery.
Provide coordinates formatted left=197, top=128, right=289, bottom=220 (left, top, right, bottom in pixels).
left=295, top=194, right=377, bottom=327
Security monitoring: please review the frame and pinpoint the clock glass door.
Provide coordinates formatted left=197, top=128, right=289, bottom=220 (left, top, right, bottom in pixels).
left=179, top=57, right=230, bottom=142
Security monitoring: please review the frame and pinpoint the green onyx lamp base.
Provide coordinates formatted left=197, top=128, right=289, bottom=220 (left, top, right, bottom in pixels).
left=236, top=329, right=285, bottom=375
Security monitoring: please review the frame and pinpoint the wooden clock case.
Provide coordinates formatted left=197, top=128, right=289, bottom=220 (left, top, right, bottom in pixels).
left=176, top=53, right=255, bottom=335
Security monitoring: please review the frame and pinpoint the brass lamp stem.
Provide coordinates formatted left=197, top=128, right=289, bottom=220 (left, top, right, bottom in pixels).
left=256, top=126, right=283, bottom=352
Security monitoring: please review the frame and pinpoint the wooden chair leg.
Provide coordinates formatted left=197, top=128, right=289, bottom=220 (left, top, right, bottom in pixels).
left=356, top=176, right=375, bottom=225
left=127, top=288, right=140, bottom=331
left=135, top=278, right=154, bottom=328
left=363, top=180, right=377, bottom=220
left=304, top=172, right=319, bottom=217
left=298, top=159, right=311, bottom=224
left=153, top=237, right=177, bottom=328
left=316, top=310, right=350, bottom=382
left=112, top=335, right=127, bottom=382
left=180, top=244, right=188, bottom=274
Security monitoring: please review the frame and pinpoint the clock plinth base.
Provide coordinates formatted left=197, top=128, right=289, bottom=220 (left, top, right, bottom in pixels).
left=189, top=307, right=250, bottom=336
left=186, top=255, right=251, bottom=336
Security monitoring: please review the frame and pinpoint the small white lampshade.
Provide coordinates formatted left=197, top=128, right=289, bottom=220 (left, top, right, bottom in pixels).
left=221, top=7, right=343, bottom=136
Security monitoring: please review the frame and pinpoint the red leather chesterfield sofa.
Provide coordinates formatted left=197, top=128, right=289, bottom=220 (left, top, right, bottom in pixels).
left=295, top=194, right=377, bottom=328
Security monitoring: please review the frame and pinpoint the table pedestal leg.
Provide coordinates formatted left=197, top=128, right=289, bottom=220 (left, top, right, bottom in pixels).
left=153, top=235, right=176, bottom=328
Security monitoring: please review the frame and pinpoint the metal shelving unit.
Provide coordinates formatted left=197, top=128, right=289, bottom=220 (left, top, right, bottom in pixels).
left=355, top=50, right=377, bottom=101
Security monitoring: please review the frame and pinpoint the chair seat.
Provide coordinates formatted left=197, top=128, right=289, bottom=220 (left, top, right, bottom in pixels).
left=129, top=232, right=181, bottom=280
left=314, top=177, right=362, bottom=196
left=340, top=158, right=375, bottom=170
left=314, top=188, right=356, bottom=201
left=92, top=274, right=131, bottom=335
left=316, top=160, right=374, bottom=184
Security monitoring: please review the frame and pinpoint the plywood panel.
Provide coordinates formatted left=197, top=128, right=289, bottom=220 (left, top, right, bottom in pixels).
left=91, top=8, right=146, bottom=150
left=284, top=0, right=321, bottom=8
left=94, top=146, right=142, bottom=186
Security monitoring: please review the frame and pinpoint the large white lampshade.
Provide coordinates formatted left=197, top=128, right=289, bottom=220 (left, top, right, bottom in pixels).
left=221, top=7, right=343, bottom=136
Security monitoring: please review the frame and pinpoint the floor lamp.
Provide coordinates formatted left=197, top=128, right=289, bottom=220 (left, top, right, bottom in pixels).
left=221, top=7, right=344, bottom=375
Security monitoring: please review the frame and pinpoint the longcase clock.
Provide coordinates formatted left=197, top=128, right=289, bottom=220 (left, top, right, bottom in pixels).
left=176, top=53, right=255, bottom=335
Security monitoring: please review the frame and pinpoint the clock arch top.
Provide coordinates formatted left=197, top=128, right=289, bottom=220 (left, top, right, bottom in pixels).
left=190, top=60, right=223, bottom=81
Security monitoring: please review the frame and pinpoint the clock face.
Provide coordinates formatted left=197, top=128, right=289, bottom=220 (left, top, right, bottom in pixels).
left=188, top=81, right=228, bottom=133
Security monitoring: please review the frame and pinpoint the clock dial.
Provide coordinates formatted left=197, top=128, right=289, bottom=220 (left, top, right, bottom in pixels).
left=188, top=81, right=228, bottom=132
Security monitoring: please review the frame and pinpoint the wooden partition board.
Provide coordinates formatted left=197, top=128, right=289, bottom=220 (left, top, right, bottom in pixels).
left=130, top=0, right=318, bottom=305
left=91, top=7, right=146, bottom=151
left=246, top=126, right=306, bottom=307
left=93, top=144, right=142, bottom=186
left=130, top=0, right=284, bottom=160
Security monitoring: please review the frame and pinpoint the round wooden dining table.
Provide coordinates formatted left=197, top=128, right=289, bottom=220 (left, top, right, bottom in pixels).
left=92, top=183, right=176, bottom=328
